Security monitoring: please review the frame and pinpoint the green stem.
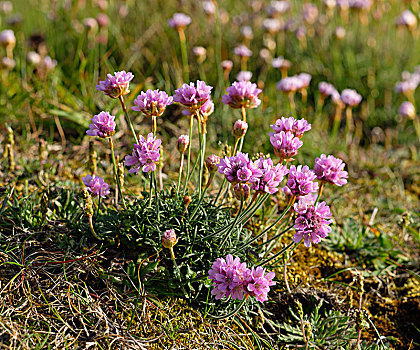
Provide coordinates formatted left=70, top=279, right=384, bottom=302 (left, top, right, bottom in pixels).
left=109, top=138, right=126, bottom=209
left=260, top=241, right=294, bottom=267
left=235, top=200, right=293, bottom=252
left=88, top=215, right=103, bottom=240
left=212, top=177, right=226, bottom=205
left=206, top=297, right=248, bottom=320
left=220, top=198, right=244, bottom=248
left=148, top=173, right=153, bottom=207
left=197, top=118, right=203, bottom=198
left=176, top=153, right=185, bottom=197
left=183, top=115, right=194, bottom=195
left=119, top=96, right=138, bottom=144
left=178, top=29, right=189, bottom=82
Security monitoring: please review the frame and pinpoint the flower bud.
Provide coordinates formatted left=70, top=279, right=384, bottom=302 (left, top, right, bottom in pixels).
left=1, top=57, right=15, bottom=70
left=221, top=60, right=233, bottom=72
left=205, top=154, right=220, bottom=173
left=193, top=46, right=207, bottom=63
left=233, top=120, right=248, bottom=139
left=0, top=29, right=15, bottom=49
left=398, top=101, right=416, bottom=119
left=335, top=26, right=346, bottom=40
left=162, top=229, right=178, bottom=249
left=83, top=17, right=98, bottom=32
left=233, top=183, right=250, bottom=201
left=183, top=195, right=192, bottom=207
left=27, top=51, right=41, bottom=66
left=177, top=135, right=190, bottom=153
left=96, top=13, right=110, bottom=28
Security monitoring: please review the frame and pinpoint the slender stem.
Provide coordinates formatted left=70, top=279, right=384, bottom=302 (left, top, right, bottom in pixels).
left=118, top=96, right=138, bottom=144
left=152, top=115, right=157, bottom=136
left=212, top=177, right=226, bottom=205
left=260, top=241, right=294, bottom=267
left=197, top=116, right=203, bottom=198
left=176, top=153, right=185, bottom=196
left=148, top=173, right=153, bottom=207
left=206, top=297, right=248, bottom=320
left=88, top=215, right=103, bottom=240
left=220, top=198, right=244, bottom=248
left=178, top=29, right=189, bottom=82
left=183, top=114, right=194, bottom=195
left=240, top=106, right=247, bottom=122
left=109, top=138, right=126, bottom=209
left=235, top=198, right=294, bottom=252
left=315, top=182, right=325, bottom=205
left=232, top=138, right=240, bottom=156
left=288, top=92, right=296, bottom=115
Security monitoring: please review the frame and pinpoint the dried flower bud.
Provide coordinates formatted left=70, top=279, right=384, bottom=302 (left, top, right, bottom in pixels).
left=205, top=154, right=220, bottom=173
left=177, top=135, right=190, bottom=153
left=233, top=120, right=248, bottom=139
left=233, top=183, right=250, bottom=201
left=183, top=195, right=192, bottom=207
left=162, top=229, right=178, bottom=249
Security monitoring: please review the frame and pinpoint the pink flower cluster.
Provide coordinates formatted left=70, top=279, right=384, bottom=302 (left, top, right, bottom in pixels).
left=208, top=254, right=276, bottom=302
left=314, top=154, right=348, bottom=186
left=217, top=152, right=263, bottom=185
left=132, top=89, right=173, bottom=117
left=341, top=89, right=362, bottom=107
left=252, top=157, right=289, bottom=194
left=222, top=81, right=262, bottom=109
left=173, top=80, right=213, bottom=110
left=270, top=116, right=311, bottom=138
left=96, top=71, right=134, bottom=98
left=168, top=13, right=191, bottom=30
left=276, top=73, right=312, bottom=93
left=125, top=133, right=161, bottom=173
left=86, top=111, right=116, bottom=138
left=287, top=165, right=319, bottom=197
left=293, top=198, right=333, bottom=247
left=82, top=175, right=110, bottom=198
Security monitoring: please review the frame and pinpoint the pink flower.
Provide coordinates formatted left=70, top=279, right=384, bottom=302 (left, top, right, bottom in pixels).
left=222, top=81, right=262, bottom=109
left=125, top=133, right=161, bottom=174
left=287, top=165, right=319, bottom=197
left=314, top=154, right=348, bottom=186
left=270, top=131, right=303, bottom=160
left=245, top=266, right=276, bottom=303
left=293, top=199, right=333, bottom=247
left=96, top=71, right=134, bottom=98
left=132, top=89, right=173, bottom=117
left=162, top=229, right=178, bottom=249
left=168, top=13, right=191, bottom=30
left=217, top=152, right=263, bottom=184
left=233, top=45, right=252, bottom=57
left=251, top=157, right=289, bottom=194
left=82, top=175, right=110, bottom=198
left=270, top=116, right=311, bottom=138
left=173, top=80, right=212, bottom=110
left=341, top=89, right=362, bottom=107
left=86, top=111, right=116, bottom=138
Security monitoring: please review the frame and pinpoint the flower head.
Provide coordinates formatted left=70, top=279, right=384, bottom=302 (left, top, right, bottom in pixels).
left=314, top=154, right=348, bottom=186
left=251, top=157, right=289, bottom=194
left=125, top=133, right=161, bottom=174
left=222, top=81, right=262, bottom=109
left=168, top=13, right=191, bottom=30
left=398, top=101, right=416, bottom=119
left=132, top=89, right=173, bottom=117
left=233, top=45, right=252, bottom=57
left=177, top=135, right=190, bottom=153
left=318, top=82, right=337, bottom=97
left=266, top=1, right=290, bottom=17
left=270, top=116, right=311, bottom=138
left=236, top=71, right=253, bottom=81
left=208, top=255, right=275, bottom=302
left=221, top=60, right=233, bottom=71
left=82, top=175, right=110, bottom=198
left=217, top=152, right=263, bottom=184
left=293, top=199, right=333, bottom=247
left=341, top=89, right=362, bottom=107
left=232, top=120, right=249, bottom=138
left=270, top=131, right=303, bottom=160
left=287, top=165, right=319, bottom=197
left=262, top=18, right=281, bottom=33
left=0, top=29, right=15, bottom=48
left=173, top=80, right=212, bottom=110
left=245, top=266, right=276, bottom=303
left=395, top=10, right=417, bottom=29
left=271, top=56, right=291, bottom=70
left=162, top=229, right=178, bottom=249
left=96, top=71, right=134, bottom=98
left=86, top=111, right=116, bottom=138
left=206, top=154, right=220, bottom=173
left=276, top=76, right=302, bottom=93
